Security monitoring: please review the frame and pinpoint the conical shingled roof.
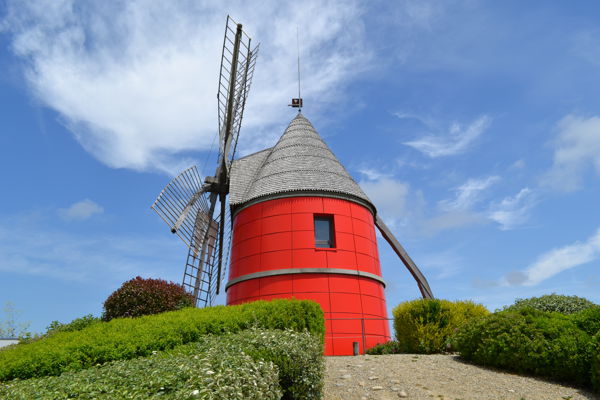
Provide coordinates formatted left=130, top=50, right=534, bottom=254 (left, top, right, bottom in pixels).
left=229, top=113, right=374, bottom=212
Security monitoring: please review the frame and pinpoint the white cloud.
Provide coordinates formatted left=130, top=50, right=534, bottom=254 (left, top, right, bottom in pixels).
left=58, top=199, right=103, bottom=221
left=1, top=1, right=370, bottom=174
left=360, top=177, right=411, bottom=223
left=403, top=115, right=491, bottom=157
left=358, top=168, right=388, bottom=181
left=439, top=175, right=500, bottom=211
left=487, top=188, right=536, bottom=230
left=0, top=213, right=181, bottom=284
left=420, top=211, right=486, bottom=236
left=505, top=228, right=600, bottom=286
left=544, top=115, right=600, bottom=192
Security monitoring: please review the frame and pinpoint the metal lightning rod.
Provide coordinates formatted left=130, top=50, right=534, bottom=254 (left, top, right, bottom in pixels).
left=289, top=26, right=303, bottom=110
left=297, top=26, right=301, bottom=112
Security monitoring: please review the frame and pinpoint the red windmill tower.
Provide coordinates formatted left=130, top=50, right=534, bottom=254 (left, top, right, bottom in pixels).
left=152, top=16, right=433, bottom=356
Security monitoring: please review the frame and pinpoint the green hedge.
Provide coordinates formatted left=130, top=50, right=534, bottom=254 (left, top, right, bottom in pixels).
left=592, top=333, right=600, bottom=393
left=0, top=299, right=325, bottom=382
left=169, top=330, right=324, bottom=400
left=365, top=341, right=402, bottom=355
left=392, top=299, right=489, bottom=353
left=504, top=294, right=596, bottom=315
left=452, top=308, right=593, bottom=385
left=569, top=306, right=600, bottom=336
left=0, top=332, right=283, bottom=400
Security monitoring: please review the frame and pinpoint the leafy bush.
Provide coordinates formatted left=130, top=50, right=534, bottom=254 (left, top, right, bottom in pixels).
left=452, top=308, right=592, bottom=385
left=365, top=341, right=402, bottom=355
left=102, top=276, right=195, bottom=321
left=591, top=332, right=600, bottom=393
left=0, top=299, right=325, bottom=381
left=569, top=306, right=600, bottom=336
left=0, top=334, right=282, bottom=399
left=170, top=330, right=324, bottom=400
left=46, top=314, right=101, bottom=335
left=503, top=293, right=596, bottom=315
left=392, top=299, right=489, bottom=353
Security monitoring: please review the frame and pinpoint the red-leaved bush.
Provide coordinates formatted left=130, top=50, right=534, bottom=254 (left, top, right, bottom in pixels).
left=102, top=276, right=194, bottom=321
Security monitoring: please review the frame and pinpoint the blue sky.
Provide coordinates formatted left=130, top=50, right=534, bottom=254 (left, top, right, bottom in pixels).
left=1, top=1, right=599, bottom=334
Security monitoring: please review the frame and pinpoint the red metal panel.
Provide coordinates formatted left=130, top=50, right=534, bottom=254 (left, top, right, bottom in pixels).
left=235, top=202, right=263, bottom=226
left=291, top=292, right=331, bottom=313
left=261, top=231, right=292, bottom=252
left=262, top=198, right=292, bottom=217
left=291, top=213, right=314, bottom=231
left=328, top=275, right=361, bottom=293
left=233, top=253, right=262, bottom=275
left=334, top=215, right=353, bottom=234
left=291, top=230, right=315, bottom=249
left=226, top=283, right=238, bottom=303
left=325, top=249, right=357, bottom=269
left=236, top=236, right=262, bottom=258
left=262, top=214, right=292, bottom=234
left=350, top=202, right=372, bottom=223
left=293, top=274, right=330, bottom=293
left=355, top=252, right=377, bottom=274
left=354, top=235, right=375, bottom=256
left=361, top=294, right=387, bottom=317
left=323, top=197, right=352, bottom=216
left=234, top=279, right=260, bottom=299
left=260, top=250, right=292, bottom=270
left=334, top=232, right=356, bottom=251
left=234, top=219, right=261, bottom=242
left=289, top=197, right=323, bottom=213
left=330, top=292, right=363, bottom=314
left=359, top=279, right=385, bottom=298
left=260, top=275, right=293, bottom=295
left=291, top=248, right=327, bottom=268
left=364, top=319, right=390, bottom=337
left=352, top=218, right=373, bottom=240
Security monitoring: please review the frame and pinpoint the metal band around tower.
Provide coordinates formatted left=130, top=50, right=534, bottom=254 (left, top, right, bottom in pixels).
left=225, top=267, right=386, bottom=291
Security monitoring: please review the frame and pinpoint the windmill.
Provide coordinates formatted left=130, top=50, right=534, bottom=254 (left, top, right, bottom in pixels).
left=151, top=16, right=259, bottom=307
left=152, top=16, right=433, bottom=355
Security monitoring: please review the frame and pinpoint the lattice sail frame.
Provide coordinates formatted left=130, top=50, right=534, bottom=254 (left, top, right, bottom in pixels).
left=218, top=15, right=259, bottom=168
left=151, top=16, right=258, bottom=307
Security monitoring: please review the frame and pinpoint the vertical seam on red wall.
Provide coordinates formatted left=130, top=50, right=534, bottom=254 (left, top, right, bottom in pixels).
left=258, top=203, right=264, bottom=297
left=349, top=202, right=367, bottom=354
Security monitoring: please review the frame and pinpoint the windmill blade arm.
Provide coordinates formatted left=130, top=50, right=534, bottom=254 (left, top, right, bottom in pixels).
left=215, top=193, right=226, bottom=295
left=171, top=183, right=210, bottom=233
left=375, top=215, right=434, bottom=299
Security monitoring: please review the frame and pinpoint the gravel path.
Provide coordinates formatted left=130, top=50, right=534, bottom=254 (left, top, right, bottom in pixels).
left=323, top=354, right=598, bottom=400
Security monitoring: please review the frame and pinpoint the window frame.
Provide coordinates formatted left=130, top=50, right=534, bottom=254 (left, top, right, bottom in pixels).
left=314, top=214, right=336, bottom=249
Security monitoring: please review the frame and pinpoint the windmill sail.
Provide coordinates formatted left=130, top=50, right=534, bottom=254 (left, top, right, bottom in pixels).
left=217, top=15, right=259, bottom=167
left=152, top=15, right=258, bottom=307
left=151, top=166, right=207, bottom=249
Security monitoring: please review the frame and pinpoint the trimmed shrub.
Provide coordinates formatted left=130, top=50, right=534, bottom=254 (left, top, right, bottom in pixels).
left=365, top=341, right=402, bottom=355
left=102, top=276, right=194, bottom=321
left=392, top=299, right=489, bottom=353
left=46, top=314, right=101, bottom=335
left=591, top=332, right=600, bottom=393
left=170, top=330, right=324, bottom=400
left=569, top=306, right=600, bottom=336
left=0, top=334, right=282, bottom=400
left=0, top=299, right=325, bottom=381
left=452, top=308, right=592, bottom=385
left=503, top=293, right=596, bottom=315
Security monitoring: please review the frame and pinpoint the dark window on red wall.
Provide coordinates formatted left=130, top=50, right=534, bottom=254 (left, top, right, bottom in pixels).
left=314, top=215, right=335, bottom=248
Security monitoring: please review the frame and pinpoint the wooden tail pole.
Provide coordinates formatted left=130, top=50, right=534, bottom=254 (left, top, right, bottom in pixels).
left=375, top=215, right=434, bottom=299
